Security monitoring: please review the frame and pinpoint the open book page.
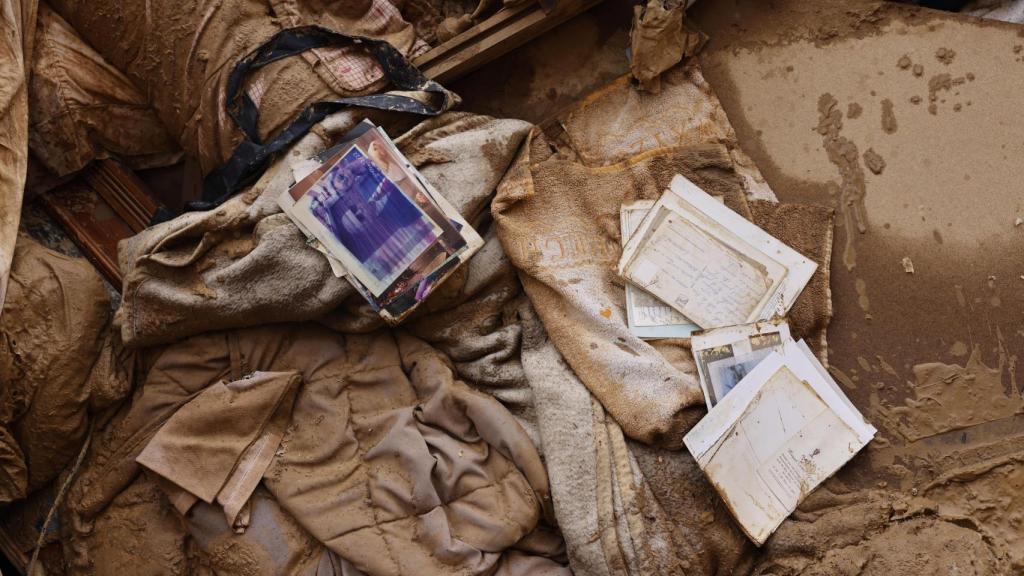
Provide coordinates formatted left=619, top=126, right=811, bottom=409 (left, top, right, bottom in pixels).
left=620, top=201, right=699, bottom=338
left=618, top=175, right=817, bottom=330
left=684, top=341, right=876, bottom=545
left=691, top=320, right=791, bottom=407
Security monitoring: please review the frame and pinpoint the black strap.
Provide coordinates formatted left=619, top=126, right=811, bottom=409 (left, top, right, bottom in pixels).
left=186, top=25, right=454, bottom=214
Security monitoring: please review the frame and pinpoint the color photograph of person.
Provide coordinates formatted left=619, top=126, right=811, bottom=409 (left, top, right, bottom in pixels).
left=307, top=146, right=441, bottom=292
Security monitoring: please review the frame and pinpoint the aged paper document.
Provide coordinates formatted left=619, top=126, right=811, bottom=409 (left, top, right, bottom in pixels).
left=618, top=175, right=817, bottom=330
left=684, top=340, right=876, bottom=545
left=620, top=201, right=700, bottom=338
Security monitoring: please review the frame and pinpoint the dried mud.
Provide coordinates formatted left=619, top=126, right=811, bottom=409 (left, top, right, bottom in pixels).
left=691, top=0, right=1024, bottom=571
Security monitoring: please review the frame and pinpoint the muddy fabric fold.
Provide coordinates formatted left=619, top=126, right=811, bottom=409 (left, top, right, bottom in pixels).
left=137, top=370, right=301, bottom=525
left=494, top=132, right=751, bottom=447
left=630, top=0, right=705, bottom=92
left=46, top=0, right=433, bottom=178
left=492, top=63, right=832, bottom=448
left=116, top=112, right=531, bottom=348
left=28, top=4, right=180, bottom=178
left=184, top=486, right=339, bottom=574
left=64, top=324, right=560, bottom=575
left=0, top=237, right=111, bottom=501
left=61, top=474, right=193, bottom=575
left=518, top=302, right=754, bottom=575
left=0, top=0, right=37, bottom=317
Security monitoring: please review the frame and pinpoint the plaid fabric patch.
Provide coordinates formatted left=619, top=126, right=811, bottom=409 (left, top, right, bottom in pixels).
left=246, top=0, right=425, bottom=102
left=318, top=0, right=411, bottom=91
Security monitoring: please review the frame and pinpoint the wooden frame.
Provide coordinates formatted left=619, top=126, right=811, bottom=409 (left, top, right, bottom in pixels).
left=39, top=159, right=157, bottom=289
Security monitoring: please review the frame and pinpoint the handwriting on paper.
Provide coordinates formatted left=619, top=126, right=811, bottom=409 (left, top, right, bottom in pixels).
left=628, top=215, right=770, bottom=328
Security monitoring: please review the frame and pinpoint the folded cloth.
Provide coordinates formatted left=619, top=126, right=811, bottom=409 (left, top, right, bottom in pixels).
left=0, top=236, right=111, bottom=501
left=494, top=131, right=751, bottom=448
left=137, top=371, right=301, bottom=527
left=64, top=323, right=559, bottom=576
left=518, top=302, right=753, bottom=575
left=0, top=0, right=36, bottom=318
left=116, top=112, right=531, bottom=349
left=46, top=0, right=427, bottom=175
left=28, top=4, right=180, bottom=178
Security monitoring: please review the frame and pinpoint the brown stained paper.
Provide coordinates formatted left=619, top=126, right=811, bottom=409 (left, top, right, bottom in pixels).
left=630, top=0, right=705, bottom=92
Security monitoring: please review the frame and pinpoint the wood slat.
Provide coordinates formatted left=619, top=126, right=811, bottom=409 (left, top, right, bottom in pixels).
left=414, top=0, right=602, bottom=83
left=39, top=159, right=158, bottom=289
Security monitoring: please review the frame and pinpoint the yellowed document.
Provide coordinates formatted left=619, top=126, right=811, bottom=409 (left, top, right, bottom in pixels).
left=684, top=340, right=876, bottom=545
left=691, top=319, right=791, bottom=407
left=620, top=201, right=699, bottom=338
left=618, top=175, right=817, bottom=330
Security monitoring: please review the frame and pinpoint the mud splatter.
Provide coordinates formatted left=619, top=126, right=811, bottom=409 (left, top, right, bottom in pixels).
left=927, top=73, right=966, bottom=116
left=847, top=102, right=863, bottom=119
left=935, top=46, right=956, bottom=65
left=863, top=148, right=886, bottom=175
left=816, top=93, right=868, bottom=270
left=884, top=346, right=1022, bottom=441
left=855, top=278, right=870, bottom=311
left=881, top=98, right=898, bottom=134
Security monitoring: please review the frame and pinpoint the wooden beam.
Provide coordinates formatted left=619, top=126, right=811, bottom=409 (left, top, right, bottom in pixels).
left=414, top=0, right=603, bottom=83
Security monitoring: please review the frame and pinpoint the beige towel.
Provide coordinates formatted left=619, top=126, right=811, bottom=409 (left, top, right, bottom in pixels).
left=137, top=371, right=301, bottom=527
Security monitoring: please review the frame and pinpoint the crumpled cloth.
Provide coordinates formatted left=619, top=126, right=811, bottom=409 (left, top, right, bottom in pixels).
left=28, top=4, right=180, bottom=178
left=63, top=323, right=562, bottom=576
left=136, top=370, right=301, bottom=529
left=630, top=0, right=705, bottom=92
left=492, top=62, right=826, bottom=448
left=488, top=61, right=837, bottom=574
left=518, top=302, right=754, bottom=575
left=47, top=0, right=430, bottom=175
left=494, top=131, right=749, bottom=448
left=0, top=236, right=114, bottom=502
left=0, top=0, right=37, bottom=318
left=116, top=112, right=531, bottom=348
left=963, top=0, right=1024, bottom=22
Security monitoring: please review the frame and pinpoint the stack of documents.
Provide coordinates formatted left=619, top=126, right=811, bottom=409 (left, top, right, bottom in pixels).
left=684, top=339, right=876, bottom=545
left=279, top=121, right=483, bottom=324
left=617, top=175, right=874, bottom=544
left=618, top=174, right=817, bottom=338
